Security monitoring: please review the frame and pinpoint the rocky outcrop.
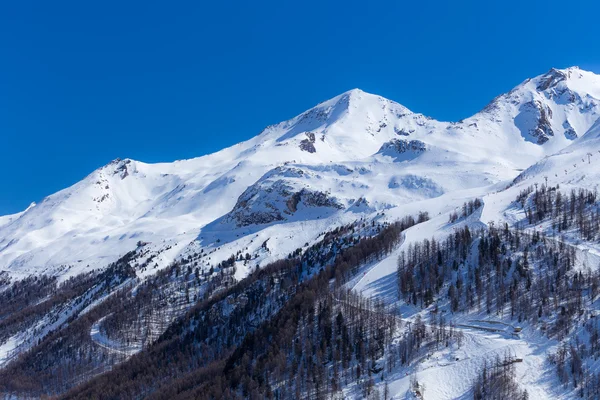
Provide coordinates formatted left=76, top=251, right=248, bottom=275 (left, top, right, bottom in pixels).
left=226, top=179, right=343, bottom=227
left=377, top=139, right=427, bottom=161
left=537, top=68, right=567, bottom=91
left=394, top=127, right=413, bottom=136
left=299, top=132, right=316, bottom=153
left=517, top=101, right=554, bottom=144
left=105, top=158, right=132, bottom=180
left=563, top=120, right=578, bottom=140
left=533, top=102, right=554, bottom=144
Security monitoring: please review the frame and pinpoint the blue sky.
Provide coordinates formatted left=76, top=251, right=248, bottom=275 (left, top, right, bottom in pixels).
left=1, top=0, right=599, bottom=215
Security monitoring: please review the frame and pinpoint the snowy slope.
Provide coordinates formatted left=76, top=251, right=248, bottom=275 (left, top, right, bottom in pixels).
left=514, top=117, right=600, bottom=188
left=1, top=67, right=599, bottom=282
left=469, top=67, right=600, bottom=149
left=2, top=67, right=600, bottom=400
left=480, top=116, right=600, bottom=230
left=0, top=204, right=31, bottom=230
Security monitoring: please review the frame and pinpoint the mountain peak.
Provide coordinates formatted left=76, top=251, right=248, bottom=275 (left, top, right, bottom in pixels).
left=536, top=67, right=568, bottom=91
left=342, top=87, right=365, bottom=96
left=308, top=88, right=414, bottom=121
left=314, top=88, right=374, bottom=110
left=561, top=65, right=581, bottom=72
left=267, top=87, right=416, bottom=149
left=537, top=66, right=600, bottom=91
left=97, top=157, right=135, bottom=180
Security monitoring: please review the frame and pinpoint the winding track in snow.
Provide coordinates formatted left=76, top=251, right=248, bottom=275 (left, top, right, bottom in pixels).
left=90, top=315, right=141, bottom=356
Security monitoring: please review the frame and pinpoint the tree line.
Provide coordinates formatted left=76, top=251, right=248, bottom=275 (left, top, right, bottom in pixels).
left=60, top=215, right=422, bottom=399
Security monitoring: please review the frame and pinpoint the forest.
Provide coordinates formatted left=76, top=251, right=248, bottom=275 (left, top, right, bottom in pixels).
left=516, top=184, right=599, bottom=240
left=2, top=180, right=600, bottom=398
left=0, top=214, right=420, bottom=399
left=397, top=186, right=600, bottom=397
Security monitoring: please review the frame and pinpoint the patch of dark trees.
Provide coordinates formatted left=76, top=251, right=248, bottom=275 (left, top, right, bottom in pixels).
left=516, top=184, right=599, bottom=241
left=0, top=252, right=137, bottom=396
left=55, top=215, right=421, bottom=399
left=472, top=354, right=529, bottom=400
left=396, top=219, right=600, bottom=397
left=448, top=198, right=483, bottom=224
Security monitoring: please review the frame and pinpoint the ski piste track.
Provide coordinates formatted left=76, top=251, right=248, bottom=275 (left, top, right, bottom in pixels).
left=339, top=227, right=576, bottom=399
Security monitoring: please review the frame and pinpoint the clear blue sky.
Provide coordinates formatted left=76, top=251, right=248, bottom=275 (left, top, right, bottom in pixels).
left=1, top=0, right=599, bottom=215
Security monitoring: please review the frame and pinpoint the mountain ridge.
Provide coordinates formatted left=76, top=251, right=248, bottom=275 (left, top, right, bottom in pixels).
left=1, top=66, right=599, bottom=282
left=4, top=66, right=600, bottom=399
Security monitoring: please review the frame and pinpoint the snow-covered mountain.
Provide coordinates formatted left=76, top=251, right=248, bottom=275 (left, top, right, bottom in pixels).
left=480, top=115, right=600, bottom=232
left=3, top=66, right=600, bottom=400
left=514, top=116, right=600, bottom=188
left=1, top=67, right=599, bottom=282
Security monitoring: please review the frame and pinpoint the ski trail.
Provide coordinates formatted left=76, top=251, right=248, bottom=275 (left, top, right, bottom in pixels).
left=90, top=315, right=141, bottom=356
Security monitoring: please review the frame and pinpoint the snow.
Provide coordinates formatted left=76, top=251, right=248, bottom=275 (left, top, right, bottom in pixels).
left=346, top=238, right=570, bottom=399
left=0, top=336, right=18, bottom=367
left=2, top=66, right=600, bottom=396
left=481, top=117, right=600, bottom=231
left=90, top=315, right=141, bottom=356
left=381, top=325, right=561, bottom=400
left=1, top=68, right=598, bottom=282
left=0, top=281, right=100, bottom=368
left=344, top=207, right=595, bottom=399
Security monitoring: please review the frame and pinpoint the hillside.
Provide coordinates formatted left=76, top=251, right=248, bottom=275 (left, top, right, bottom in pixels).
left=1, top=67, right=600, bottom=399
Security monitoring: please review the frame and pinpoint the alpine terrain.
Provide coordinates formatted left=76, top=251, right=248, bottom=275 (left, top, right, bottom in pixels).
left=2, top=66, right=600, bottom=399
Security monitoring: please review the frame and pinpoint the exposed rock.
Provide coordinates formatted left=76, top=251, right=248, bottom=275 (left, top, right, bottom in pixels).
left=299, top=132, right=317, bottom=153
left=537, top=68, right=567, bottom=91
left=394, top=127, right=413, bottom=136
left=517, top=100, right=554, bottom=144
left=286, top=191, right=302, bottom=213
left=227, top=179, right=343, bottom=227
left=298, top=189, right=343, bottom=209
left=563, top=120, right=578, bottom=140
left=377, top=139, right=427, bottom=161
left=107, top=158, right=132, bottom=180
left=93, top=193, right=109, bottom=203
left=533, top=102, right=554, bottom=144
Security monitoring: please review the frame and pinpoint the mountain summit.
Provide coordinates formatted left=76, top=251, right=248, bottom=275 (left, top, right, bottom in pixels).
left=473, top=66, right=600, bottom=148
left=3, top=67, right=600, bottom=399
left=0, top=67, right=599, bottom=280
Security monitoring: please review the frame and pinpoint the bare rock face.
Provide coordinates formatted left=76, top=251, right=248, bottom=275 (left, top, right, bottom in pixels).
left=226, top=180, right=290, bottom=227
left=532, top=102, right=554, bottom=144
left=377, top=139, right=427, bottom=161
left=105, top=158, right=132, bottom=180
left=383, top=139, right=426, bottom=153
left=537, top=70, right=581, bottom=105
left=517, top=100, right=554, bottom=144
left=299, top=132, right=317, bottom=153
left=537, top=68, right=567, bottom=92
left=292, top=189, right=343, bottom=210
left=226, top=177, right=343, bottom=227
left=563, top=120, right=578, bottom=140
left=394, top=127, right=413, bottom=136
